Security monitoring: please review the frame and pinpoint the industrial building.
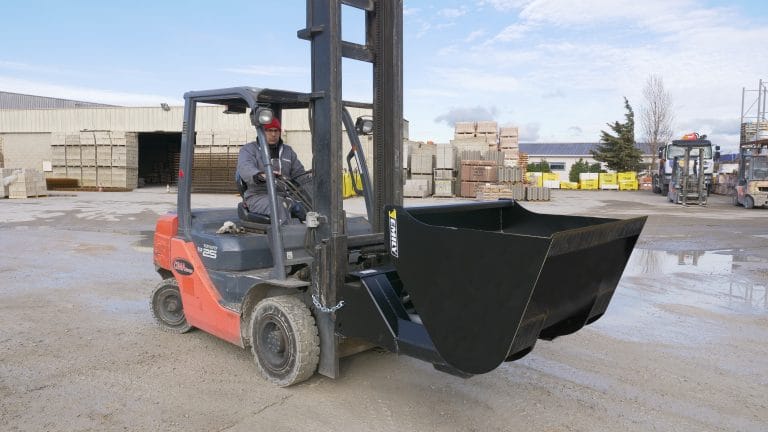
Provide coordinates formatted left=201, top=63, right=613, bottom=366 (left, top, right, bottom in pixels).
left=0, top=91, right=378, bottom=192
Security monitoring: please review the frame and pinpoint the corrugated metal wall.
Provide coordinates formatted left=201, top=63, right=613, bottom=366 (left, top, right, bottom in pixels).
left=0, top=106, right=378, bottom=134
left=0, top=133, right=52, bottom=170
left=0, top=105, right=398, bottom=190
left=0, top=91, right=114, bottom=109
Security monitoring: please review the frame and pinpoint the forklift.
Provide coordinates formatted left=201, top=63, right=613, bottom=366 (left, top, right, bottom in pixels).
left=150, top=0, right=647, bottom=386
left=667, top=140, right=709, bottom=206
left=734, top=141, right=768, bottom=208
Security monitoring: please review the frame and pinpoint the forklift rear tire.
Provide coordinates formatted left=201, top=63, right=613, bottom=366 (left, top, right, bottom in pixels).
left=150, top=279, right=193, bottom=333
left=250, top=295, right=319, bottom=387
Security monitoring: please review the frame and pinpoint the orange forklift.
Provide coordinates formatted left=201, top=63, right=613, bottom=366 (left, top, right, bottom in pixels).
left=150, top=0, right=646, bottom=387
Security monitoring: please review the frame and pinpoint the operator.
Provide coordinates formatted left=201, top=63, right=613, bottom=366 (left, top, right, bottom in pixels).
left=236, top=116, right=307, bottom=223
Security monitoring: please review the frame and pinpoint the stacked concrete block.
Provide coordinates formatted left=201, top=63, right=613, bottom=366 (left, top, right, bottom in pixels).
left=410, top=153, right=435, bottom=175
left=497, top=165, right=523, bottom=183
left=8, top=168, right=47, bottom=198
left=476, top=183, right=514, bottom=201
left=476, top=121, right=498, bottom=149
left=459, top=160, right=498, bottom=198
left=436, top=144, right=457, bottom=170
left=50, top=131, right=138, bottom=189
left=404, top=178, right=432, bottom=197
left=454, top=122, right=476, bottom=140
left=499, top=126, right=519, bottom=163
left=451, top=136, right=490, bottom=153
left=525, top=186, right=550, bottom=201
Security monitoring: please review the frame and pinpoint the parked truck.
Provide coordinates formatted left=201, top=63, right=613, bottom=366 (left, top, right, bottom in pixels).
left=653, top=133, right=716, bottom=195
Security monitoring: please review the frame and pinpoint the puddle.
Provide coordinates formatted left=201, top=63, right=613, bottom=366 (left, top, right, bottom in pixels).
left=131, top=230, right=155, bottom=253
left=593, top=248, right=768, bottom=345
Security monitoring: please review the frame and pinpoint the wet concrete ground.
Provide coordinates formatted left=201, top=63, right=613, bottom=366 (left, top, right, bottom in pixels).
left=0, top=188, right=766, bottom=431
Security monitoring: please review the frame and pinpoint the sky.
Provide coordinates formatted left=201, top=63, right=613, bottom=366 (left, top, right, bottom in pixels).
left=1, top=0, right=767, bottom=152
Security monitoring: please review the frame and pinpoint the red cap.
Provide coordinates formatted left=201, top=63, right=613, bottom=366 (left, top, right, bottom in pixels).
left=264, top=117, right=281, bottom=130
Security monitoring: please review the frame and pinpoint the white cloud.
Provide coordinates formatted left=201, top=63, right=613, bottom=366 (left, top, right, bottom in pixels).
left=438, top=8, right=467, bottom=19
left=465, top=30, right=487, bottom=43
left=479, top=0, right=532, bottom=12
left=491, top=22, right=534, bottom=42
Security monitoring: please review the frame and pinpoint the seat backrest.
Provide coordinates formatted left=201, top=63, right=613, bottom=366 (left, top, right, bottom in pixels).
left=235, top=172, right=248, bottom=198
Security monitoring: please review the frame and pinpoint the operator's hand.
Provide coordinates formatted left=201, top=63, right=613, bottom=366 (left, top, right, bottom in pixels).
left=254, top=171, right=281, bottom=182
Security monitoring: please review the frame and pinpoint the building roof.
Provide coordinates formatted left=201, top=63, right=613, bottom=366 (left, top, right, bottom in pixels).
left=0, top=91, right=116, bottom=109
left=520, top=142, right=650, bottom=157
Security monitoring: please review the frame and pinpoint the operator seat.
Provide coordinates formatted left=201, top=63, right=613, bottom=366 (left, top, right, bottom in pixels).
left=235, top=174, right=271, bottom=229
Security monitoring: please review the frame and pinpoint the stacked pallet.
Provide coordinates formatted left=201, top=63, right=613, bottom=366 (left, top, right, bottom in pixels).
left=475, top=183, right=525, bottom=201
left=434, top=143, right=457, bottom=197
left=408, top=142, right=436, bottom=195
left=499, top=126, right=519, bottom=163
left=7, top=168, right=47, bottom=198
left=404, top=179, right=432, bottom=197
left=497, top=165, right=523, bottom=183
left=459, top=160, right=498, bottom=198
left=51, top=131, right=139, bottom=189
left=191, top=132, right=245, bottom=193
left=476, top=121, right=498, bottom=150
left=599, top=173, right=619, bottom=190
left=525, top=186, right=551, bottom=201
left=741, top=121, right=768, bottom=145
left=618, top=172, right=638, bottom=190
left=579, top=172, right=599, bottom=190
left=454, top=122, right=476, bottom=140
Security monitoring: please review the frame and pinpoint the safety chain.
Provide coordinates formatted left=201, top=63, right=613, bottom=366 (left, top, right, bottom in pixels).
left=312, top=294, right=345, bottom=313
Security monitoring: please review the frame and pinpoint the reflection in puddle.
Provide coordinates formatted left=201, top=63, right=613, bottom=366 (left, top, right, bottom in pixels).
left=594, top=249, right=767, bottom=345
left=623, top=249, right=767, bottom=311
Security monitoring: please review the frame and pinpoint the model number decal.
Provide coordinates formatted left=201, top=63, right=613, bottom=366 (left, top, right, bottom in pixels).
left=198, top=244, right=218, bottom=259
left=388, top=208, right=399, bottom=258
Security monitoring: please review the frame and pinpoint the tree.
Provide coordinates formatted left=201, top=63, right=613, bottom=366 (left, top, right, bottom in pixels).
left=569, top=158, right=604, bottom=182
left=591, top=97, right=643, bottom=172
left=640, top=75, right=674, bottom=172
left=527, top=159, right=551, bottom=173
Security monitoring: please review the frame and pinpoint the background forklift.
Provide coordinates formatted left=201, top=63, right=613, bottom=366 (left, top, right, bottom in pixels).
left=667, top=140, right=709, bottom=206
left=151, top=0, right=647, bottom=386
left=734, top=141, right=768, bottom=208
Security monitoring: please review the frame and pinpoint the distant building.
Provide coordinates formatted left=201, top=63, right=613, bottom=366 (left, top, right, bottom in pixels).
left=0, top=91, right=115, bottom=109
left=520, top=142, right=652, bottom=180
left=0, top=92, right=378, bottom=190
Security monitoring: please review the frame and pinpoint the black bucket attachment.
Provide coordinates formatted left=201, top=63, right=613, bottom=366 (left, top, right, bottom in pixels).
left=338, top=200, right=646, bottom=376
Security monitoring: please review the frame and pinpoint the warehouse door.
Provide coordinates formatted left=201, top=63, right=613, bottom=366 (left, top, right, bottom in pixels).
left=138, top=132, right=181, bottom=186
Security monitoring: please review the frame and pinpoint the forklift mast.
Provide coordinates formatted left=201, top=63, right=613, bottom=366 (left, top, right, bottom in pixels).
left=298, top=0, right=403, bottom=377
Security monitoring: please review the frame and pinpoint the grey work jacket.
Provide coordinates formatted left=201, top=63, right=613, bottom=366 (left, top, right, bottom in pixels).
left=236, top=139, right=306, bottom=201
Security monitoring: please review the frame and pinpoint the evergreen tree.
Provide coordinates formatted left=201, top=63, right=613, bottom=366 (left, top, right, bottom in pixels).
left=591, top=98, right=644, bottom=172
left=527, top=159, right=551, bottom=173
left=569, top=158, right=589, bottom=182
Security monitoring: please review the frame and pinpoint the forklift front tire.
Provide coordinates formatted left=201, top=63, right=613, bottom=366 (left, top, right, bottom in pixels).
left=250, top=295, right=319, bottom=387
left=150, top=279, right=193, bottom=333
